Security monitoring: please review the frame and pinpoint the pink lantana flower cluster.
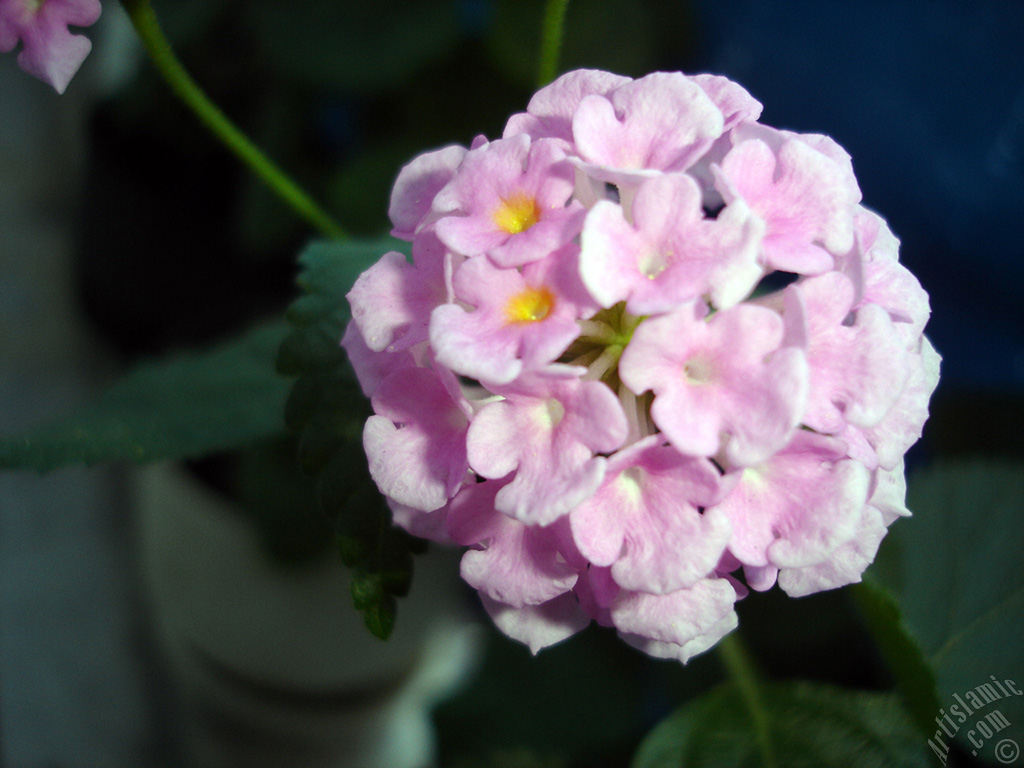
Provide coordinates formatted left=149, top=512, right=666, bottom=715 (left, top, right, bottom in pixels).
left=0, top=0, right=101, bottom=93
left=343, top=69, right=939, bottom=662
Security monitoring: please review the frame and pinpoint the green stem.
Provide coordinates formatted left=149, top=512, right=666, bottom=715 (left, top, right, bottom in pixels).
left=119, top=0, right=345, bottom=240
left=537, top=0, right=571, bottom=87
left=717, top=632, right=778, bottom=768
left=850, top=581, right=941, bottom=735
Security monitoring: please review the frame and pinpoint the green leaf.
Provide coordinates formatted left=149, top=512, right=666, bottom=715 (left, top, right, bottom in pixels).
left=276, top=324, right=349, bottom=376
left=332, top=478, right=385, bottom=568
left=288, top=237, right=410, bottom=328
left=351, top=577, right=397, bottom=641
left=851, top=580, right=940, bottom=736
left=234, top=436, right=333, bottom=565
left=632, top=680, right=931, bottom=768
left=868, top=458, right=1024, bottom=762
left=344, top=488, right=415, bottom=640
left=279, top=236, right=420, bottom=640
left=0, top=321, right=289, bottom=472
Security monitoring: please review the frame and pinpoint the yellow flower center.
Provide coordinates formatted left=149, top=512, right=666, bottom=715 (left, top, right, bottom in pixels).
left=505, top=287, right=555, bottom=325
left=493, top=192, right=541, bottom=234
left=638, top=250, right=671, bottom=279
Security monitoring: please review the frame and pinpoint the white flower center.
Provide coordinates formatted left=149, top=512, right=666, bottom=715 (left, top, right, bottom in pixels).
left=683, top=356, right=714, bottom=385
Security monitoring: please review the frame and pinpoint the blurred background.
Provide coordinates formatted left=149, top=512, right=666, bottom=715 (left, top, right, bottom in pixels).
left=1, top=0, right=1021, bottom=766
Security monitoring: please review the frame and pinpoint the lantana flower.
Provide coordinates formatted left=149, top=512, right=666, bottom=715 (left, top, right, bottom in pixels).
left=0, top=0, right=101, bottom=93
left=342, top=68, right=939, bottom=663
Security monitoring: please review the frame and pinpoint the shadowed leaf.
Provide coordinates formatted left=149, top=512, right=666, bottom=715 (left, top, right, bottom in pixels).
left=279, top=236, right=419, bottom=640
left=0, top=321, right=289, bottom=472
left=632, top=680, right=930, bottom=768
left=868, top=458, right=1024, bottom=762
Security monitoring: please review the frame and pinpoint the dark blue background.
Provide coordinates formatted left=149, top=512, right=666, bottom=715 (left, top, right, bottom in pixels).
left=692, top=0, right=1024, bottom=393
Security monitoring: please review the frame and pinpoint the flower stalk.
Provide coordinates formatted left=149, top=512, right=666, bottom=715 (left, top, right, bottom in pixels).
left=537, top=0, right=571, bottom=87
left=717, top=632, right=778, bottom=768
left=118, top=0, right=345, bottom=240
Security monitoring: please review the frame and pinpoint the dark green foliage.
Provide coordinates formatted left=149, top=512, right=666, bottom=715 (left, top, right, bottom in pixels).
left=851, top=580, right=941, bottom=736
left=233, top=435, right=333, bottom=565
left=0, top=321, right=289, bottom=472
left=277, top=236, right=420, bottom=639
left=868, top=458, right=1024, bottom=759
left=632, top=681, right=931, bottom=768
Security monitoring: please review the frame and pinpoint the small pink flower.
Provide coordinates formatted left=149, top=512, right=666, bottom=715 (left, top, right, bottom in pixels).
left=466, top=369, right=628, bottom=526
left=481, top=592, right=592, bottom=655
left=341, top=320, right=417, bottom=397
left=850, top=336, right=941, bottom=470
left=569, top=436, right=731, bottom=595
left=572, top=71, right=724, bottom=184
left=610, top=577, right=741, bottom=664
left=853, top=210, right=932, bottom=341
left=347, top=233, right=450, bottom=354
left=447, top=478, right=579, bottom=608
left=0, top=0, right=101, bottom=93
left=691, top=73, right=763, bottom=130
left=363, top=366, right=471, bottom=512
left=776, top=504, right=887, bottom=597
left=430, top=241, right=596, bottom=384
left=715, top=431, right=871, bottom=577
left=580, top=173, right=764, bottom=314
left=717, top=135, right=859, bottom=274
left=433, top=134, right=585, bottom=267
left=503, top=68, right=632, bottom=145
left=776, top=463, right=910, bottom=596
left=388, top=145, right=467, bottom=239
left=785, top=271, right=911, bottom=432
left=619, top=300, right=808, bottom=467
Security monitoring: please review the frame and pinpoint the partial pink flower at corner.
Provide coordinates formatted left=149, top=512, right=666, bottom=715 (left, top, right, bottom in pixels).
left=0, top=0, right=101, bottom=93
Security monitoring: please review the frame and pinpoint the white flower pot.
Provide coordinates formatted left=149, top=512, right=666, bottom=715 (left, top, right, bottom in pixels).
left=135, top=462, right=478, bottom=768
